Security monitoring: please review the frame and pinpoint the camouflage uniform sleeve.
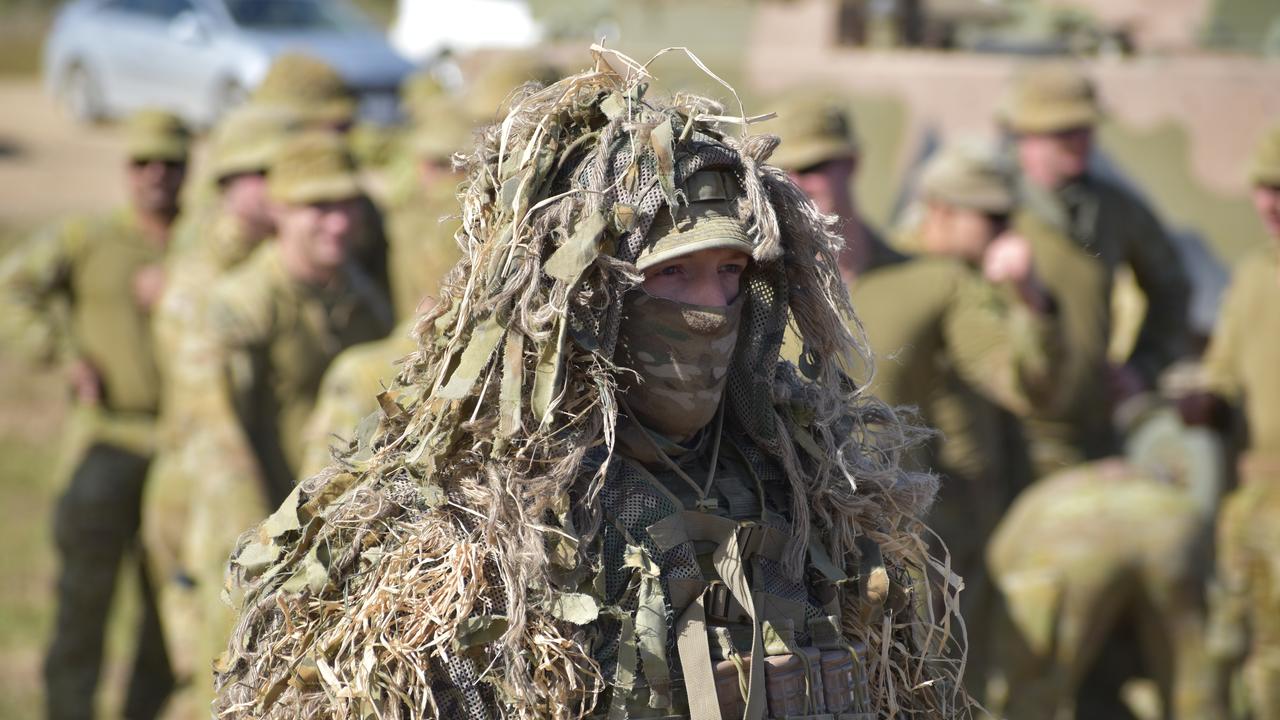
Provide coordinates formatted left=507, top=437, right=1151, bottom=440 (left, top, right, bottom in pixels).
left=297, top=352, right=371, bottom=480
left=170, top=276, right=276, bottom=505
left=1121, top=195, right=1191, bottom=386
left=943, top=270, right=1064, bottom=417
left=0, top=220, right=85, bottom=364
left=1200, top=264, right=1244, bottom=404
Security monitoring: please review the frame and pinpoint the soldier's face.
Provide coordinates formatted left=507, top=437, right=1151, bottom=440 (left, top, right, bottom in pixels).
left=641, top=247, right=750, bottom=307
left=924, top=203, right=1005, bottom=264
left=276, top=198, right=359, bottom=272
left=791, top=156, right=857, bottom=216
left=220, top=172, right=274, bottom=240
left=1252, top=184, right=1280, bottom=239
left=1015, top=127, right=1092, bottom=188
left=127, top=158, right=186, bottom=215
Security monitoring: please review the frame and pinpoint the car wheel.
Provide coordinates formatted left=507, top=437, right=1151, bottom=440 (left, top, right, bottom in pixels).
left=63, top=62, right=106, bottom=125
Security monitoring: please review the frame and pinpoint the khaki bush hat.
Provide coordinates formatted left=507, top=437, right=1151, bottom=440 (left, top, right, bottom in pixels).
left=1250, top=124, right=1280, bottom=186
left=268, top=131, right=362, bottom=205
left=209, top=105, right=300, bottom=181
left=768, top=91, right=859, bottom=172
left=400, top=69, right=448, bottom=125
left=462, top=53, right=561, bottom=122
left=252, top=52, right=356, bottom=127
left=124, top=109, right=191, bottom=163
left=637, top=170, right=754, bottom=271
left=919, top=141, right=1016, bottom=214
left=1000, top=62, right=1102, bottom=135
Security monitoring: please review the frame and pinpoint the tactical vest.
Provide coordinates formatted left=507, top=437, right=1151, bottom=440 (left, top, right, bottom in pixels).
left=595, top=423, right=875, bottom=719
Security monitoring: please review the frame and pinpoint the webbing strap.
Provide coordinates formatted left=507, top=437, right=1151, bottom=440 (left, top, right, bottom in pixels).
left=713, top=532, right=765, bottom=720
left=676, top=595, right=722, bottom=720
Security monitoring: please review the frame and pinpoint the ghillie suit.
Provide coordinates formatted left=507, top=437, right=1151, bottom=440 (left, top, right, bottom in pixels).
left=214, top=47, right=967, bottom=719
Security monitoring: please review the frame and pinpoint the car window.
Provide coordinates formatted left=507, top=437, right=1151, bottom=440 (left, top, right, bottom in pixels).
left=223, top=0, right=369, bottom=31
left=105, top=0, right=197, bottom=19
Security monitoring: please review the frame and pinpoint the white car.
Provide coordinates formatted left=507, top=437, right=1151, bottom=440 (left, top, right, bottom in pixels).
left=44, top=0, right=416, bottom=127
left=390, top=0, right=543, bottom=63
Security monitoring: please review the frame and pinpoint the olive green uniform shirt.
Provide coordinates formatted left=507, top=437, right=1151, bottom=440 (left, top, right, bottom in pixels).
left=298, top=323, right=417, bottom=479
left=0, top=209, right=166, bottom=454
left=1016, top=174, right=1191, bottom=476
left=852, top=251, right=1060, bottom=488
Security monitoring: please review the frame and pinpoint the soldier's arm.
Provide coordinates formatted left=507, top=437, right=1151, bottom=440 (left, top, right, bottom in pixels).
left=943, top=266, right=1065, bottom=417
left=1122, top=194, right=1191, bottom=386
left=297, top=352, right=373, bottom=480
left=0, top=221, right=83, bottom=364
left=1200, top=264, right=1244, bottom=406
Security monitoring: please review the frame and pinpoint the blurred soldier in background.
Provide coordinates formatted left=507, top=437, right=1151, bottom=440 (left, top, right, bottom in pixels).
left=986, top=453, right=1218, bottom=719
left=770, top=90, right=893, bottom=285
left=1003, top=62, right=1191, bottom=478
left=0, top=109, right=190, bottom=720
left=1201, top=123, right=1280, bottom=720
left=139, top=105, right=295, bottom=719
left=246, top=52, right=392, bottom=299
left=173, top=131, right=393, bottom=711
left=849, top=142, right=1063, bottom=693
left=383, top=104, right=468, bottom=321
left=298, top=111, right=468, bottom=478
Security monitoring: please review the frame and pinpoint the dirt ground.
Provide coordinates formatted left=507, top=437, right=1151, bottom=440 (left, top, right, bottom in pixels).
left=0, top=80, right=127, bottom=229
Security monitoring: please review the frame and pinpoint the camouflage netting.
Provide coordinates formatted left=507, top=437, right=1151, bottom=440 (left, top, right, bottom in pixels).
left=214, top=46, right=967, bottom=719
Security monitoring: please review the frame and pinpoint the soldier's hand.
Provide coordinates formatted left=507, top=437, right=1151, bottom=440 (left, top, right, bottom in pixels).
left=984, top=231, right=1052, bottom=313
left=132, top=263, right=168, bottom=311
left=67, top=358, right=102, bottom=406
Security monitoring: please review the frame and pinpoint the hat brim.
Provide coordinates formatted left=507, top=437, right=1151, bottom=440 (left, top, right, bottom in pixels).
left=770, top=136, right=859, bottom=172
left=1004, top=103, right=1102, bottom=135
left=213, top=147, right=274, bottom=181
left=636, top=214, right=755, bottom=271
left=270, top=175, right=362, bottom=205
left=128, top=139, right=190, bottom=163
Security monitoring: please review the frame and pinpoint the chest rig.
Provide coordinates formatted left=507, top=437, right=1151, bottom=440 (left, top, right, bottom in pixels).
left=595, top=418, right=874, bottom=720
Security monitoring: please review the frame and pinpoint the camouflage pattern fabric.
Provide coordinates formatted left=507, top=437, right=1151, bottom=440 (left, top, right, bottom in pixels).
left=616, top=292, right=743, bottom=441
left=986, top=459, right=1218, bottom=719
left=1015, top=177, right=1191, bottom=478
left=1205, top=245, right=1280, bottom=719
left=297, top=325, right=416, bottom=479
left=1202, top=246, right=1280, bottom=456
left=141, top=211, right=263, bottom=718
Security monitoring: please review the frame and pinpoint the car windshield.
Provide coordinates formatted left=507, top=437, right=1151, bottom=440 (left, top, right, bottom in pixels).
left=223, top=0, right=369, bottom=31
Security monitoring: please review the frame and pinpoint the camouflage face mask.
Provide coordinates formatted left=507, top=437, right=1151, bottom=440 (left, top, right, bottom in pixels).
left=616, top=291, right=744, bottom=442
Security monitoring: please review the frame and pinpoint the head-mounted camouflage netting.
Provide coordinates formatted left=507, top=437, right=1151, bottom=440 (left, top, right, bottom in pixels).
left=214, top=46, right=966, bottom=719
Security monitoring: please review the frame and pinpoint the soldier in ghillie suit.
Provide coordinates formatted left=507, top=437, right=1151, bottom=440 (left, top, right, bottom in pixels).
left=213, top=48, right=966, bottom=719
